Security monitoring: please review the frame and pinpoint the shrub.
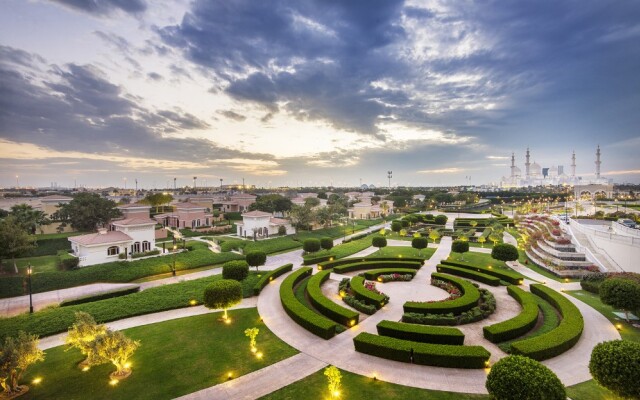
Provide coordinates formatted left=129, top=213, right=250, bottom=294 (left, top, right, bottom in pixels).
left=59, top=257, right=80, bottom=270
left=60, top=287, right=140, bottom=306
left=320, top=237, right=333, bottom=251
left=222, top=260, right=249, bottom=281
left=253, top=263, right=293, bottom=295
left=436, top=265, right=500, bottom=286
left=342, top=295, right=376, bottom=315
left=434, top=215, right=447, bottom=225
left=333, top=260, right=422, bottom=274
left=491, top=243, right=519, bottom=262
left=486, top=355, right=565, bottom=400
left=580, top=272, right=607, bottom=294
left=599, top=278, right=640, bottom=321
left=307, top=270, right=359, bottom=327
left=483, top=286, right=538, bottom=343
left=319, top=256, right=424, bottom=271
left=203, top=279, right=243, bottom=319
left=27, top=236, right=72, bottom=257
left=303, top=239, right=321, bottom=253
left=350, top=276, right=387, bottom=309
left=403, top=273, right=480, bottom=315
left=439, top=260, right=524, bottom=285
left=371, top=236, right=387, bottom=251
left=391, top=221, right=402, bottom=232
left=279, top=267, right=337, bottom=339
left=363, top=268, right=417, bottom=281
left=510, top=284, right=583, bottom=360
left=376, top=320, right=465, bottom=345
left=302, top=254, right=334, bottom=266
left=245, top=251, right=267, bottom=271
left=411, top=237, right=428, bottom=255
left=451, top=240, right=469, bottom=255
left=277, top=225, right=287, bottom=236
left=589, top=340, right=640, bottom=399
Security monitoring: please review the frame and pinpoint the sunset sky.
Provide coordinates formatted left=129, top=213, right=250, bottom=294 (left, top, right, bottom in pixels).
left=1, top=0, right=639, bottom=189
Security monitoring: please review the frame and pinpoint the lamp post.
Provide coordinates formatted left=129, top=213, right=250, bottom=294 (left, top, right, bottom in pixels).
left=27, top=264, right=33, bottom=313
left=171, top=245, right=177, bottom=276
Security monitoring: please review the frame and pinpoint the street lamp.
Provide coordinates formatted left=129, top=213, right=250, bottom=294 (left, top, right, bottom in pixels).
left=27, top=264, right=33, bottom=313
left=171, top=245, right=177, bottom=276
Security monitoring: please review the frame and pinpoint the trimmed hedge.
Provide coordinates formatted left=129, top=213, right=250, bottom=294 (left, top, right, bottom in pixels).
left=318, top=256, right=424, bottom=271
left=333, top=260, right=422, bottom=274
left=483, top=286, right=539, bottom=343
left=302, top=254, right=334, bottom=266
left=436, top=264, right=500, bottom=286
left=252, top=263, right=293, bottom=295
left=510, top=284, right=584, bottom=360
left=350, top=276, right=387, bottom=309
left=353, top=332, right=490, bottom=369
left=222, top=260, right=249, bottom=281
left=363, top=268, right=417, bottom=281
left=377, top=320, right=465, bottom=345
left=403, top=273, right=480, bottom=315
left=439, top=260, right=524, bottom=285
left=60, top=286, right=140, bottom=306
left=279, top=267, right=337, bottom=340
left=307, top=270, right=359, bottom=327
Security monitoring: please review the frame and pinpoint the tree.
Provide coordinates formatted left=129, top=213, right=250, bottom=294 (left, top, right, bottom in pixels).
left=469, top=220, right=478, bottom=229
left=451, top=240, right=469, bottom=261
left=599, top=278, right=640, bottom=321
left=203, top=279, right=243, bottom=320
left=0, top=216, right=36, bottom=273
left=289, top=204, right=315, bottom=232
left=478, top=236, right=487, bottom=248
left=222, top=260, right=249, bottom=281
left=489, top=233, right=501, bottom=246
left=277, top=225, right=287, bottom=236
left=0, top=331, right=45, bottom=396
left=324, top=365, right=342, bottom=398
left=372, top=236, right=387, bottom=254
left=589, top=340, right=640, bottom=399
left=245, top=251, right=267, bottom=272
left=486, top=355, right=565, bottom=400
left=305, top=197, right=321, bottom=207
left=412, top=237, right=428, bottom=256
left=303, top=239, right=321, bottom=253
left=65, top=312, right=107, bottom=366
left=491, top=243, right=519, bottom=262
left=434, top=215, right=448, bottom=225
left=428, top=229, right=441, bottom=244
left=391, top=221, right=402, bottom=233
left=315, top=207, right=332, bottom=228
left=249, top=194, right=292, bottom=214
left=244, top=328, right=259, bottom=352
left=399, top=229, right=407, bottom=237
left=88, top=329, right=139, bottom=378
left=9, top=204, right=50, bottom=234
left=53, top=192, right=121, bottom=231
left=141, top=193, right=173, bottom=213
left=320, top=237, right=333, bottom=251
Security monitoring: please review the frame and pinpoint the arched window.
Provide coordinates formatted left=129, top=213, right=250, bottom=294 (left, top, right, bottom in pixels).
left=142, top=241, right=151, bottom=252
left=133, top=242, right=141, bottom=253
left=107, top=246, right=119, bottom=256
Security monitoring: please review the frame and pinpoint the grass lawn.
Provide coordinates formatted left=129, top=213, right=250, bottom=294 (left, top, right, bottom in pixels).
left=367, top=246, right=436, bottom=259
left=22, top=308, right=298, bottom=400
left=3, top=255, right=61, bottom=274
left=566, top=380, right=625, bottom=400
left=34, top=231, right=85, bottom=239
left=446, top=251, right=507, bottom=269
left=259, top=367, right=488, bottom=400
left=498, top=295, right=560, bottom=352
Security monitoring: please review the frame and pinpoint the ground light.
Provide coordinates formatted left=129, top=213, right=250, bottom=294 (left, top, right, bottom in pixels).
left=616, top=323, right=623, bottom=331
left=32, top=377, right=42, bottom=385
left=227, top=372, right=233, bottom=380
left=256, top=352, right=263, bottom=359
left=189, top=299, right=197, bottom=306
left=109, top=379, right=119, bottom=386
left=82, top=366, right=90, bottom=372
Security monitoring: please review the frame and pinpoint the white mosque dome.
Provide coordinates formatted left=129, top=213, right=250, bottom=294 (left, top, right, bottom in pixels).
left=531, top=162, right=542, bottom=176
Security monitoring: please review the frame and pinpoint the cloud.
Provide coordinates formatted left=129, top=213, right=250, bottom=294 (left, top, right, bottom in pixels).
left=218, top=110, right=247, bottom=122
left=49, top=0, right=147, bottom=16
left=417, top=167, right=466, bottom=174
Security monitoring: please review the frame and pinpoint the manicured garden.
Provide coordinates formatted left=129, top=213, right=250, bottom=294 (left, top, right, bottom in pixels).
left=21, top=308, right=298, bottom=400
left=366, top=246, right=436, bottom=259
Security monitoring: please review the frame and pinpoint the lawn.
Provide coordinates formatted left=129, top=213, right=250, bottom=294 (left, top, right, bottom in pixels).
left=302, top=234, right=377, bottom=263
left=3, top=255, right=61, bottom=274
left=0, top=272, right=261, bottom=340
left=22, top=308, right=298, bottom=400
left=367, top=246, right=435, bottom=259
left=259, top=367, right=488, bottom=399
left=446, top=251, right=507, bottom=269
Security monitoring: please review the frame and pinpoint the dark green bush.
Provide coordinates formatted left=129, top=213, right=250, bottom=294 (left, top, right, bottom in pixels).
left=451, top=240, right=469, bottom=255
left=60, top=286, right=139, bottom=306
left=483, top=286, right=538, bottom=343
left=403, top=273, right=480, bottom=315
left=434, top=215, right=448, bottom=225
left=411, top=236, right=428, bottom=253
left=599, top=278, right=640, bottom=319
left=320, top=237, right=333, bottom=251
left=342, top=295, right=376, bottom=315
left=253, top=263, right=293, bottom=295
left=26, top=236, right=73, bottom=257
left=58, top=257, right=80, bottom=271
left=302, top=254, right=333, bottom=265
left=377, top=320, right=464, bottom=345
left=333, top=260, right=422, bottom=274
left=510, top=284, right=583, bottom=360
left=440, top=260, right=524, bottom=285
left=307, top=270, right=359, bottom=326
left=350, top=276, right=387, bottom=309
left=245, top=251, right=267, bottom=271
left=491, top=243, right=519, bottom=262
left=391, top=221, right=402, bottom=232
left=436, top=265, right=500, bottom=286
left=319, top=256, right=424, bottom=271
left=203, top=279, right=243, bottom=310
left=303, top=238, right=321, bottom=253
left=222, top=260, right=249, bottom=281
left=371, top=236, right=387, bottom=250
left=589, top=340, right=640, bottom=399
left=486, top=355, right=565, bottom=400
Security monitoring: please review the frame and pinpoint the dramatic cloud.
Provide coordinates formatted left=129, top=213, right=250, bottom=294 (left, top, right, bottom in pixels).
left=49, top=0, right=146, bottom=16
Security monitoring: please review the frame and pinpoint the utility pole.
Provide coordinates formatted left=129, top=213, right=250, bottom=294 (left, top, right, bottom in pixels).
left=387, top=171, right=392, bottom=191
left=135, top=178, right=138, bottom=194
left=193, top=176, right=197, bottom=191
left=173, top=177, right=177, bottom=191
left=220, top=178, right=223, bottom=191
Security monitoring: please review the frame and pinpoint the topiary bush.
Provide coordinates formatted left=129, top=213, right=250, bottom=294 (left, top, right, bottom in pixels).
left=599, top=278, right=640, bottom=321
left=303, top=238, right=321, bottom=253
left=486, top=355, right=565, bottom=400
left=245, top=251, right=267, bottom=271
left=203, top=279, right=243, bottom=318
left=320, top=237, right=333, bottom=251
left=491, top=243, right=519, bottom=262
left=391, top=221, right=402, bottom=232
left=411, top=236, right=428, bottom=255
left=371, top=236, right=387, bottom=252
left=589, top=340, right=640, bottom=399
left=221, top=260, right=249, bottom=281
left=434, top=215, right=448, bottom=225
left=451, top=240, right=469, bottom=257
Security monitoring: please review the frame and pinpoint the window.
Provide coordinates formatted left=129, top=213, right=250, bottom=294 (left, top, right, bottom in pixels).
left=142, top=241, right=151, bottom=252
left=132, top=242, right=141, bottom=253
left=107, top=246, right=119, bottom=256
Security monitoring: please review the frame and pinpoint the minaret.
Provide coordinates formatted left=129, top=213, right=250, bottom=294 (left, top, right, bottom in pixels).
left=571, top=151, right=576, bottom=178
left=595, top=145, right=601, bottom=179
left=525, top=147, right=531, bottom=179
left=510, top=152, right=516, bottom=178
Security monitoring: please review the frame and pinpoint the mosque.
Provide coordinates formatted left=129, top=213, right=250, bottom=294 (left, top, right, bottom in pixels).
left=500, top=146, right=611, bottom=188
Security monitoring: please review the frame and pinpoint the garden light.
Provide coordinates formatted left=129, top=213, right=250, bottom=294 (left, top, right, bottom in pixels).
left=32, top=377, right=42, bottom=385
left=227, top=372, right=233, bottom=380
left=82, top=366, right=90, bottom=372
left=256, top=352, right=263, bottom=359
left=190, top=299, right=197, bottom=306
left=616, top=323, right=622, bottom=331
left=109, top=379, right=119, bottom=386
left=124, top=362, right=131, bottom=369
left=225, top=318, right=232, bottom=324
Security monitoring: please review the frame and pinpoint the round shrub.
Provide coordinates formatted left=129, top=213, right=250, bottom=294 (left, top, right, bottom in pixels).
left=391, top=221, right=402, bottom=232
left=320, top=237, right=333, bottom=251
left=486, top=355, right=565, bottom=400
left=451, top=240, right=469, bottom=254
left=203, top=279, right=243, bottom=311
left=303, top=238, right=321, bottom=253
left=245, top=251, right=267, bottom=271
left=599, top=278, right=640, bottom=319
left=491, top=243, right=519, bottom=262
left=277, top=225, right=287, bottom=235
left=589, top=340, right=640, bottom=399
left=434, top=214, right=448, bottom=225
left=372, top=236, right=387, bottom=250
left=411, top=237, right=428, bottom=254
left=222, top=260, right=249, bottom=281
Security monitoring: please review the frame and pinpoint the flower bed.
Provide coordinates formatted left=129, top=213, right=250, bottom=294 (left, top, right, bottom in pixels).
left=403, top=273, right=480, bottom=315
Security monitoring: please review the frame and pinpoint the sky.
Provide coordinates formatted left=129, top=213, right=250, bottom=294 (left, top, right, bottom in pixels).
left=1, top=0, right=639, bottom=189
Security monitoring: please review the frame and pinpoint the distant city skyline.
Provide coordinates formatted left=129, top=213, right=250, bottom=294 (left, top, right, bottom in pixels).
left=1, top=0, right=639, bottom=188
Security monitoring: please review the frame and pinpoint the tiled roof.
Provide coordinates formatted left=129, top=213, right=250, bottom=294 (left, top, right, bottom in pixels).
left=242, top=210, right=272, bottom=217
left=118, top=202, right=151, bottom=209
left=112, top=218, right=157, bottom=226
left=70, top=230, right=132, bottom=246
left=175, top=202, right=206, bottom=209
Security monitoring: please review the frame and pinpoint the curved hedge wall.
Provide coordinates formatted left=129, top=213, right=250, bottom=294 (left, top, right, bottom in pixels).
left=253, top=263, right=294, bottom=295
left=333, top=260, right=422, bottom=274
left=510, top=284, right=584, bottom=360
left=318, top=256, right=424, bottom=271
left=436, top=265, right=500, bottom=286
left=483, top=286, right=539, bottom=343
left=353, top=332, right=490, bottom=369
left=351, top=276, right=387, bottom=309
left=363, top=268, right=417, bottom=281
left=377, top=320, right=464, bottom=345
left=279, top=267, right=337, bottom=339
left=439, top=260, right=524, bottom=285
left=307, top=270, right=359, bottom=327
left=403, top=273, right=480, bottom=315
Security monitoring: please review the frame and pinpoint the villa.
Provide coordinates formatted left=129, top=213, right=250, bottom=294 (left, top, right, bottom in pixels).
left=236, top=210, right=295, bottom=239
left=154, top=202, right=213, bottom=229
left=348, top=199, right=394, bottom=219
left=219, top=193, right=257, bottom=213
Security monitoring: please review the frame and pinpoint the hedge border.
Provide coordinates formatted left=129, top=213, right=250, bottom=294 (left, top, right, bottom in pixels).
left=482, top=286, right=539, bottom=343
left=509, top=284, right=584, bottom=360
left=436, top=265, right=500, bottom=286
left=307, top=270, right=359, bottom=327
left=253, top=263, right=294, bottom=295
left=318, top=257, right=425, bottom=271
left=303, top=254, right=334, bottom=266
left=440, top=260, right=524, bottom=285
left=60, top=286, right=140, bottom=306
left=377, top=320, right=465, bottom=345
left=363, top=268, right=417, bottom=281
left=333, top=260, right=422, bottom=274
left=351, top=276, right=387, bottom=309
left=279, top=267, right=337, bottom=340
left=403, top=273, right=480, bottom=315
left=353, top=332, right=490, bottom=369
